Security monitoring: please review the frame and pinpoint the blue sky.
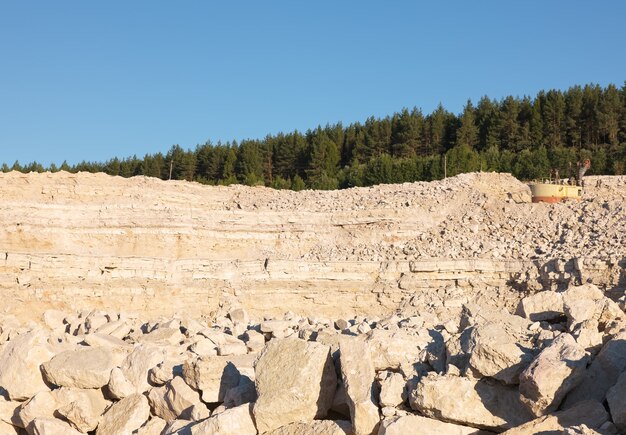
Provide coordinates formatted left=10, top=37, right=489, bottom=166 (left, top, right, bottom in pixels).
left=1, top=1, right=625, bottom=166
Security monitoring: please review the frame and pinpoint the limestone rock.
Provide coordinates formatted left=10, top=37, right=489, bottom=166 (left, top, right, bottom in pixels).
left=0, top=331, right=55, bottom=400
left=379, top=414, right=492, bottom=435
left=18, top=388, right=108, bottom=431
left=147, top=376, right=201, bottom=422
left=502, top=400, right=608, bottom=434
left=96, top=393, right=150, bottom=435
left=253, top=338, right=337, bottom=433
left=41, top=346, right=119, bottom=389
left=243, top=330, right=266, bottom=353
left=117, top=344, right=166, bottom=394
left=137, top=327, right=185, bottom=346
left=223, top=376, right=257, bottom=408
left=148, top=360, right=177, bottom=386
left=267, top=419, right=352, bottom=435
left=82, top=333, right=132, bottom=350
left=377, top=372, right=406, bottom=408
left=136, top=417, right=167, bottom=435
left=366, top=329, right=443, bottom=372
left=189, top=338, right=218, bottom=357
left=27, top=417, right=83, bottom=435
left=562, top=330, right=626, bottom=408
left=218, top=340, right=248, bottom=356
left=410, top=373, right=533, bottom=431
left=182, top=354, right=255, bottom=403
left=519, top=333, right=588, bottom=416
left=228, top=308, right=249, bottom=326
left=0, top=420, right=18, bottom=434
left=517, top=291, right=564, bottom=321
left=562, top=284, right=604, bottom=329
left=0, top=397, right=21, bottom=428
left=42, top=310, right=67, bottom=331
left=107, top=366, right=136, bottom=399
left=562, top=425, right=603, bottom=435
left=606, top=370, right=626, bottom=433
left=56, top=390, right=110, bottom=433
left=467, top=322, right=534, bottom=384
left=190, top=403, right=256, bottom=435
left=338, top=336, right=379, bottom=435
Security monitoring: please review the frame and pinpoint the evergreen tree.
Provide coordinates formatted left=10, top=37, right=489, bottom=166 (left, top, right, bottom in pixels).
left=456, top=100, right=478, bottom=148
left=499, top=96, right=521, bottom=151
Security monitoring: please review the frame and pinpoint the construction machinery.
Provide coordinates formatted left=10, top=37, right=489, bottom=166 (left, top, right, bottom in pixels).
left=529, top=159, right=590, bottom=203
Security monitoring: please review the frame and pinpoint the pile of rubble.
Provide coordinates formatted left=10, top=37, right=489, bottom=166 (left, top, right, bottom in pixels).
left=2, top=282, right=626, bottom=434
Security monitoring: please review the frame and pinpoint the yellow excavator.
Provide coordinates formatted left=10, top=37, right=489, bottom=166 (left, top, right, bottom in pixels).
left=529, top=159, right=590, bottom=203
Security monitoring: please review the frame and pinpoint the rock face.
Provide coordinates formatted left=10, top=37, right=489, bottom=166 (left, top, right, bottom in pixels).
left=338, top=337, right=379, bottom=435
left=410, top=374, right=534, bottom=431
left=519, top=333, right=588, bottom=416
left=253, top=338, right=337, bottom=433
left=1, top=172, right=624, bottom=322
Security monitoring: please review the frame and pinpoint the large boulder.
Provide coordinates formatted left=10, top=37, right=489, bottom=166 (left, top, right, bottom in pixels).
left=189, top=403, right=256, bottom=435
left=253, top=338, right=337, bottom=433
left=41, top=346, right=122, bottom=389
left=501, top=400, right=608, bottom=434
left=467, top=322, right=535, bottom=384
left=562, top=330, right=626, bottom=408
left=338, top=336, right=379, bottom=435
left=606, top=370, right=626, bottom=433
left=96, top=393, right=150, bottom=435
left=379, top=414, right=492, bottom=435
left=519, top=333, right=588, bottom=416
left=0, top=330, right=55, bottom=400
left=182, top=354, right=256, bottom=403
left=517, top=291, right=564, bottom=322
left=409, top=373, right=533, bottom=431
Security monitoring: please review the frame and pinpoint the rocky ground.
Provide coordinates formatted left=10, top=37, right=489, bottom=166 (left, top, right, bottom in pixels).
left=1, top=285, right=626, bottom=434
left=0, top=171, right=626, bottom=434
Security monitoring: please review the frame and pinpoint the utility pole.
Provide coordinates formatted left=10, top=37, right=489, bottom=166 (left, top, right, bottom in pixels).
left=169, top=160, right=173, bottom=180
left=444, top=155, right=447, bottom=179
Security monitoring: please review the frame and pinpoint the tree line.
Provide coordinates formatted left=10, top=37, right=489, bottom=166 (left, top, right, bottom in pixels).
left=4, top=82, right=626, bottom=189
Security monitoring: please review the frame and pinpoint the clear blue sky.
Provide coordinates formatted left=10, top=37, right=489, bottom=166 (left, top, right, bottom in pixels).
left=1, top=1, right=625, bottom=166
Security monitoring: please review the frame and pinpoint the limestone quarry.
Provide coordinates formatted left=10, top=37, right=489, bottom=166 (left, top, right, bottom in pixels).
left=0, top=171, right=625, bottom=434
